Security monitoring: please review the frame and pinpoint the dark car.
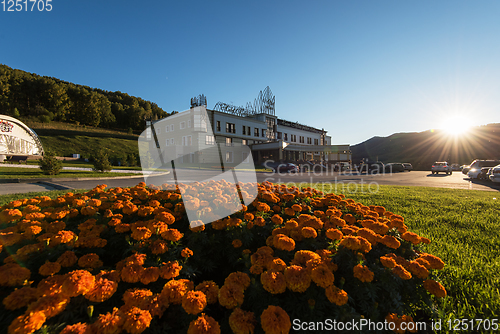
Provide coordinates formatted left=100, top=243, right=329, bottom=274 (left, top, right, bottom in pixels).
left=265, top=162, right=299, bottom=173
left=385, top=163, right=405, bottom=173
left=402, top=163, right=413, bottom=171
left=359, top=161, right=385, bottom=174
left=477, top=167, right=492, bottom=180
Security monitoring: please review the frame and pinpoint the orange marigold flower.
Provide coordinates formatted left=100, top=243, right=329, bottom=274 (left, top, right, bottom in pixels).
left=284, top=265, right=311, bottom=293
left=195, top=280, right=219, bottom=304
left=0, top=231, right=22, bottom=247
left=78, top=253, right=103, bottom=269
left=268, top=257, right=286, bottom=272
left=36, top=275, right=65, bottom=297
left=291, top=204, right=302, bottom=212
left=325, top=228, right=343, bottom=240
left=260, top=270, right=287, bottom=294
left=85, top=277, right=118, bottom=303
left=225, top=271, right=251, bottom=290
left=131, top=226, right=152, bottom=241
left=401, top=231, right=422, bottom=245
left=301, top=226, right=318, bottom=239
left=358, top=237, right=372, bottom=253
left=380, top=256, right=397, bottom=268
left=161, top=228, right=183, bottom=242
left=159, top=261, right=182, bottom=280
left=138, top=206, right=154, bottom=217
left=311, top=265, right=335, bottom=288
left=27, top=294, right=69, bottom=318
left=244, top=212, right=254, bottom=221
left=291, top=250, right=321, bottom=268
left=218, top=283, right=245, bottom=309
left=121, top=264, right=144, bottom=283
left=182, top=290, right=207, bottom=315
left=149, top=239, right=168, bottom=255
left=407, top=261, right=429, bottom=279
left=39, top=261, right=61, bottom=276
left=140, top=267, right=160, bottom=285
left=392, top=264, right=412, bottom=280
left=254, top=216, right=266, bottom=227
left=339, top=235, right=362, bottom=251
left=61, top=270, right=95, bottom=297
left=122, top=307, right=152, bottom=334
left=123, top=288, right=153, bottom=306
left=8, top=311, right=46, bottom=334
left=181, top=247, right=194, bottom=258
left=187, top=313, right=221, bottom=334
left=284, top=207, right=296, bottom=216
left=260, top=305, right=291, bottom=334
left=271, top=214, right=283, bottom=225
left=423, top=279, right=447, bottom=298
left=92, top=307, right=124, bottom=334
left=0, top=263, right=31, bottom=286
left=273, top=234, right=295, bottom=252
left=232, top=239, right=243, bottom=248
left=161, top=279, right=192, bottom=305
left=229, top=308, right=255, bottom=334
left=3, top=286, right=38, bottom=310
left=420, top=254, right=445, bottom=270
left=325, top=285, right=349, bottom=306
left=380, top=235, right=401, bottom=249
left=353, top=264, right=374, bottom=283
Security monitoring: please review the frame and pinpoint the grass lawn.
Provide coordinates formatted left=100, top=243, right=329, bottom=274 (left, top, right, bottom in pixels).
left=0, top=167, right=140, bottom=179
left=0, top=184, right=498, bottom=333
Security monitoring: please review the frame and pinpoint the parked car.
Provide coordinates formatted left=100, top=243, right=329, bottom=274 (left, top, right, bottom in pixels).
left=264, top=161, right=298, bottom=173
left=431, top=162, right=452, bottom=175
left=488, top=164, right=500, bottom=183
left=477, top=167, right=491, bottom=180
left=359, top=161, right=385, bottom=174
left=402, top=163, right=413, bottom=171
left=451, top=164, right=461, bottom=171
left=467, top=159, right=500, bottom=179
left=385, top=163, right=405, bottom=173
left=461, top=165, right=470, bottom=175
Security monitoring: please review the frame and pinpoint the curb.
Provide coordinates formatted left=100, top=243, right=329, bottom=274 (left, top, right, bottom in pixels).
left=0, top=172, right=170, bottom=184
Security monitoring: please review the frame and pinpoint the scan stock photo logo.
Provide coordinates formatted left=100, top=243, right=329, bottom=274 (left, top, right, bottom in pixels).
left=138, top=106, right=258, bottom=228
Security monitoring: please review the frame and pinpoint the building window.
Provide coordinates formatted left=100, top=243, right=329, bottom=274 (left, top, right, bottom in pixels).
left=300, top=136, right=304, bottom=144
left=291, top=134, right=296, bottom=142
left=242, top=139, right=247, bottom=145
left=180, top=121, right=186, bottom=129
left=216, top=121, right=221, bottom=132
left=262, top=129, right=266, bottom=137
left=226, top=137, right=233, bottom=146
left=226, top=151, right=233, bottom=163
left=205, top=135, right=215, bottom=145
left=254, top=128, right=259, bottom=137
left=182, top=136, right=192, bottom=146
left=170, top=138, right=175, bottom=145
left=165, top=126, right=169, bottom=133
left=165, top=139, right=169, bottom=146
left=247, top=126, right=251, bottom=136
left=155, top=127, right=160, bottom=134
left=314, top=138, right=319, bottom=145
left=277, top=132, right=282, bottom=139
left=170, top=124, right=174, bottom=132
left=226, top=122, right=236, bottom=134
left=242, top=126, right=246, bottom=135
left=284, top=133, right=288, bottom=141
left=188, top=120, right=191, bottom=128
left=307, top=137, right=312, bottom=145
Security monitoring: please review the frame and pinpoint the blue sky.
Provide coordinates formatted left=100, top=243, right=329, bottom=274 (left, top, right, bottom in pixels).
left=1, top=0, right=500, bottom=145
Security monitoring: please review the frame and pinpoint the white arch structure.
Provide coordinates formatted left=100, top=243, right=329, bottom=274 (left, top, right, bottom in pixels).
left=0, top=115, right=44, bottom=157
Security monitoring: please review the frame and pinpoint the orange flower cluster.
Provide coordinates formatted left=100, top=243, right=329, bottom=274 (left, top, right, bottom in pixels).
left=0, top=181, right=447, bottom=334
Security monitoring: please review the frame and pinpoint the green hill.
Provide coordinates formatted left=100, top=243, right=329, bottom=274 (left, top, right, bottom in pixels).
left=352, top=123, right=500, bottom=170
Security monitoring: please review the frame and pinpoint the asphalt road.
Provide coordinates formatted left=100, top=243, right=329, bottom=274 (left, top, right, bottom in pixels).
left=1, top=169, right=499, bottom=195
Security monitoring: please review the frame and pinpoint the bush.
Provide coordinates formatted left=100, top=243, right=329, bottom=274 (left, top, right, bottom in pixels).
left=0, top=182, right=447, bottom=334
left=91, top=149, right=112, bottom=172
left=37, top=150, right=62, bottom=175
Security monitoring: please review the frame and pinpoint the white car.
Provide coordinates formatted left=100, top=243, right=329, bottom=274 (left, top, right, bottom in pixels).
left=467, top=160, right=500, bottom=179
left=431, top=162, right=452, bottom=175
left=489, top=164, right=500, bottom=183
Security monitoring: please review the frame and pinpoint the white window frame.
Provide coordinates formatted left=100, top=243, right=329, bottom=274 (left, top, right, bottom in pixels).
left=180, top=121, right=186, bottom=129
left=170, top=124, right=174, bottom=132
left=226, top=151, right=233, bottom=163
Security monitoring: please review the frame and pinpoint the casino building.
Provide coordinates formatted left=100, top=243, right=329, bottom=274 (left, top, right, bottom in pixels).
left=0, top=115, right=44, bottom=161
left=149, top=87, right=351, bottom=167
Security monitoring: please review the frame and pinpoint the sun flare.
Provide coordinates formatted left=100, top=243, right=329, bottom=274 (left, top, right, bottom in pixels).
left=440, top=116, right=471, bottom=135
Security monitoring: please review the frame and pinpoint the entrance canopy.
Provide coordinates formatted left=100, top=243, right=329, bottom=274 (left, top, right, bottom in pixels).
left=0, top=115, right=44, bottom=156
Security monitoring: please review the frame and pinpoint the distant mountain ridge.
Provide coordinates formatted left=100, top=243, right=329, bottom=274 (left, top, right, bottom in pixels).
left=351, top=123, right=500, bottom=170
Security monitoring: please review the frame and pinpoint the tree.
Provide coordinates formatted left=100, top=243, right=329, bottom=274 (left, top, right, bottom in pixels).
left=38, top=151, right=63, bottom=175
left=91, top=149, right=112, bottom=172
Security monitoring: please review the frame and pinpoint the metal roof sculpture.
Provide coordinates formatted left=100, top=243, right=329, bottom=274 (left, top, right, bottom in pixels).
left=214, top=86, right=275, bottom=117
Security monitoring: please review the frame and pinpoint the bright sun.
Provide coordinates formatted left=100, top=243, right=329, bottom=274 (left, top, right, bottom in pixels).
left=440, top=116, right=471, bottom=135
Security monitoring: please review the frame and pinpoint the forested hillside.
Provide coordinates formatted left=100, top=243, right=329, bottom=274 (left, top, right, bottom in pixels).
left=0, top=64, right=170, bottom=131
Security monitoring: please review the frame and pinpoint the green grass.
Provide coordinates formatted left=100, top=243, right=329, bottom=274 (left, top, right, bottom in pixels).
left=0, top=167, right=140, bottom=179
left=313, top=184, right=500, bottom=329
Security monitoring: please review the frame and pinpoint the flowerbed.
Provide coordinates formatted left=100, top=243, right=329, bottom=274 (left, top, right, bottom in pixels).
left=0, top=181, right=446, bottom=334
